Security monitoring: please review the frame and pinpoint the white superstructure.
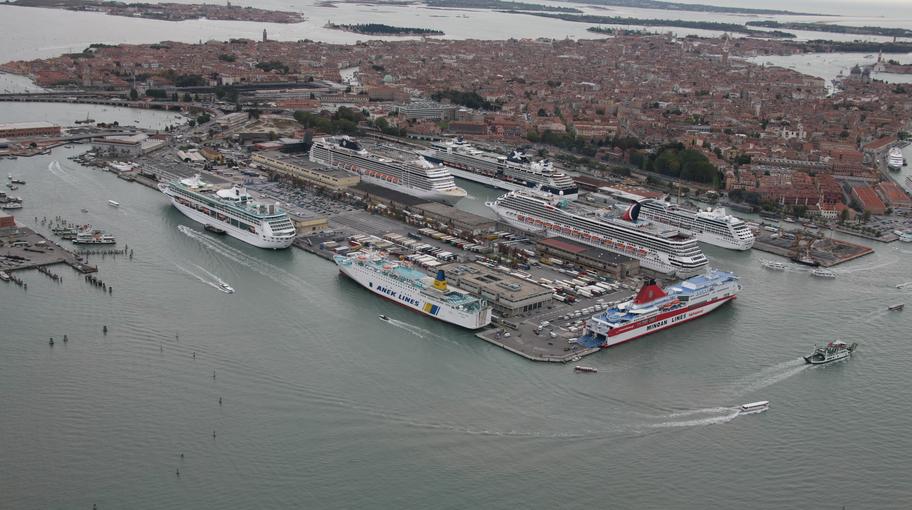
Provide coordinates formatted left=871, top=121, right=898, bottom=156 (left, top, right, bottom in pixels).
left=310, top=136, right=466, bottom=205
left=334, top=251, right=492, bottom=329
left=638, top=199, right=754, bottom=250
left=888, top=147, right=904, bottom=171
left=487, top=190, right=708, bottom=277
left=159, top=175, right=296, bottom=249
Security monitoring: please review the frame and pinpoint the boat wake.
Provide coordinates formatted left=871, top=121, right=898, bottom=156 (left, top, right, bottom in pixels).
left=47, top=160, right=79, bottom=186
left=836, top=256, right=899, bottom=274
left=174, top=263, right=229, bottom=293
left=380, top=317, right=465, bottom=347
left=193, top=264, right=233, bottom=293
left=646, top=407, right=742, bottom=429
left=728, top=357, right=808, bottom=397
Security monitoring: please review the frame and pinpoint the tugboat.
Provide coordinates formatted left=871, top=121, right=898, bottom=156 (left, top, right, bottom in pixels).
left=791, top=254, right=820, bottom=267
left=804, top=341, right=857, bottom=364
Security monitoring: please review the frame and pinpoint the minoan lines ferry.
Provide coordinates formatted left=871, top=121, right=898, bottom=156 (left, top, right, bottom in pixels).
left=577, top=270, right=740, bottom=348
left=159, top=174, right=296, bottom=249
left=334, top=251, right=492, bottom=329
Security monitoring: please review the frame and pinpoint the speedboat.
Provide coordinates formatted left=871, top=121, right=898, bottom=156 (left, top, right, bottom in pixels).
left=108, top=200, right=120, bottom=207
left=888, top=303, right=904, bottom=311
left=804, top=341, right=857, bottom=365
left=218, top=281, right=235, bottom=294
left=574, top=366, right=598, bottom=373
left=811, top=268, right=837, bottom=279
left=739, top=401, right=769, bottom=414
left=378, top=314, right=390, bottom=322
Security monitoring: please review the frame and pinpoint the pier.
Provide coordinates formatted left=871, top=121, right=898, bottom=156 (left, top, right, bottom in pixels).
left=751, top=229, right=874, bottom=267
left=1, top=226, right=97, bottom=274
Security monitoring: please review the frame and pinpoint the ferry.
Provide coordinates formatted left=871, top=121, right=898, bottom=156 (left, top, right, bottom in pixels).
left=107, top=200, right=120, bottom=208
left=637, top=199, right=755, bottom=250
left=334, top=251, right=492, bottom=329
left=804, top=341, right=857, bottom=365
left=310, top=137, right=466, bottom=205
left=421, top=139, right=578, bottom=198
left=73, top=229, right=116, bottom=244
left=887, top=147, right=904, bottom=171
left=761, top=260, right=787, bottom=271
left=576, top=270, right=740, bottom=348
left=739, top=401, right=769, bottom=414
left=159, top=174, right=296, bottom=249
left=811, top=268, right=837, bottom=279
left=487, top=190, right=707, bottom=277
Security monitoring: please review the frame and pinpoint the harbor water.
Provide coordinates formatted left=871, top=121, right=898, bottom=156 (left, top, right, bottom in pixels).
left=2, top=126, right=912, bottom=507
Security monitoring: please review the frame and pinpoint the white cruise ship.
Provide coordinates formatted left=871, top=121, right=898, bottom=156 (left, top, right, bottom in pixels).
left=159, top=175, right=296, bottom=249
left=888, top=147, right=904, bottom=171
left=310, top=137, right=466, bottom=205
left=487, top=190, right=708, bottom=277
left=421, top=139, right=578, bottom=198
left=637, top=199, right=754, bottom=250
left=334, top=251, right=492, bottom=329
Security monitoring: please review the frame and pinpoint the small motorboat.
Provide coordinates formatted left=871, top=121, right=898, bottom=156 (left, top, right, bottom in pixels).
left=804, top=341, right=857, bottom=365
left=218, top=281, right=235, bottom=294
left=739, top=401, right=769, bottom=414
left=888, top=303, right=904, bottom=311
left=81, top=208, right=88, bottom=213
left=204, top=224, right=226, bottom=235
left=108, top=200, right=120, bottom=207
left=378, top=314, right=390, bottom=322
left=574, top=366, right=598, bottom=373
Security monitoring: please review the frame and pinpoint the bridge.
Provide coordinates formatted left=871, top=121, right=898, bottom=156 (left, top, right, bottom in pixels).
left=0, top=92, right=219, bottom=115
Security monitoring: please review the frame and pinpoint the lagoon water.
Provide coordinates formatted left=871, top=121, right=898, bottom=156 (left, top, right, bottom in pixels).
left=1, top=102, right=912, bottom=507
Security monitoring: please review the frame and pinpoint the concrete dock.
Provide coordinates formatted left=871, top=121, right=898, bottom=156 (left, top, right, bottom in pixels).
left=752, top=229, right=874, bottom=267
left=0, top=226, right=97, bottom=274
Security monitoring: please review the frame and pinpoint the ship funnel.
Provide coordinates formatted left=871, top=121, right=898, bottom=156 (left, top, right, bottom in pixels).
left=622, top=202, right=641, bottom=223
left=433, top=270, right=448, bottom=291
left=633, top=279, right=666, bottom=305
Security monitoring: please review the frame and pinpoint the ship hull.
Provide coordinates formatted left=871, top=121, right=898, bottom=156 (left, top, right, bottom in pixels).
left=595, top=295, right=735, bottom=348
left=168, top=197, right=294, bottom=249
left=336, top=260, right=491, bottom=330
left=490, top=205, right=705, bottom=277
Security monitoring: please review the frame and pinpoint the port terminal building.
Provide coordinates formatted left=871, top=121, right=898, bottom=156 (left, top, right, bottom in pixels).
left=252, top=152, right=360, bottom=189
left=0, top=121, right=61, bottom=138
left=439, top=262, right=553, bottom=317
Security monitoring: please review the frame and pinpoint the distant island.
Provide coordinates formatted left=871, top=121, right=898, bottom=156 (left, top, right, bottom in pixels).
left=9, top=0, right=307, bottom=23
left=515, top=13, right=797, bottom=38
left=426, top=0, right=582, bottom=13
left=790, top=40, right=912, bottom=54
left=747, top=21, right=912, bottom=39
left=325, top=23, right=444, bottom=36
left=548, top=0, right=825, bottom=16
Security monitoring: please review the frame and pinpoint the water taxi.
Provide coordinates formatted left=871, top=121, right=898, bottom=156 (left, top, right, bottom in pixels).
left=107, top=200, right=120, bottom=207
left=739, top=401, right=769, bottom=414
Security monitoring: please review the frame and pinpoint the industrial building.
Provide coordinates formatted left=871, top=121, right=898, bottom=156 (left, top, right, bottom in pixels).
left=439, top=262, right=553, bottom=317
left=409, top=202, right=497, bottom=236
left=537, top=237, right=639, bottom=279
left=252, top=152, right=360, bottom=189
left=0, top=121, right=61, bottom=138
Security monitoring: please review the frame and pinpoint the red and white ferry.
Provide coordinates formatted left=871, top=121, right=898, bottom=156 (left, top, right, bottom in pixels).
left=579, top=270, right=740, bottom=348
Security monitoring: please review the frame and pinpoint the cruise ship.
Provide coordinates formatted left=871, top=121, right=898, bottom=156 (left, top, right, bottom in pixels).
left=421, top=139, right=578, bottom=198
left=487, top=190, right=708, bottom=277
left=159, top=175, right=296, bottom=249
left=310, top=137, right=466, bottom=205
left=637, top=199, right=755, bottom=250
left=577, top=270, right=740, bottom=348
left=888, top=147, right=904, bottom=171
left=334, top=251, right=492, bottom=329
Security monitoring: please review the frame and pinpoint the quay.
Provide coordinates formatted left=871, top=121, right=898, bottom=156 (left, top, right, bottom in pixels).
left=1, top=225, right=97, bottom=274
left=751, top=229, right=873, bottom=267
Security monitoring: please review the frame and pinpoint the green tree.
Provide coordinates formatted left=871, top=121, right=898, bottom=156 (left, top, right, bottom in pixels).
left=129, top=88, right=138, bottom=100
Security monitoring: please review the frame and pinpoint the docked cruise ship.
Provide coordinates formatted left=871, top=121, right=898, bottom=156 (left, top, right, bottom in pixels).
left=487, top=190, right=708, bottom=277
left=578, top=270, right=740, bottom=348
left=334, top=251, right=492, bottom=329
left=421, top=139, right=578, bottom=198
left=637, top=199, right=755, bottom=250
left=888, top=147, right=904, bottom=171
left=159, top=175, right=296, bottom=249
left=310, top=137, right=466, bottom=205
